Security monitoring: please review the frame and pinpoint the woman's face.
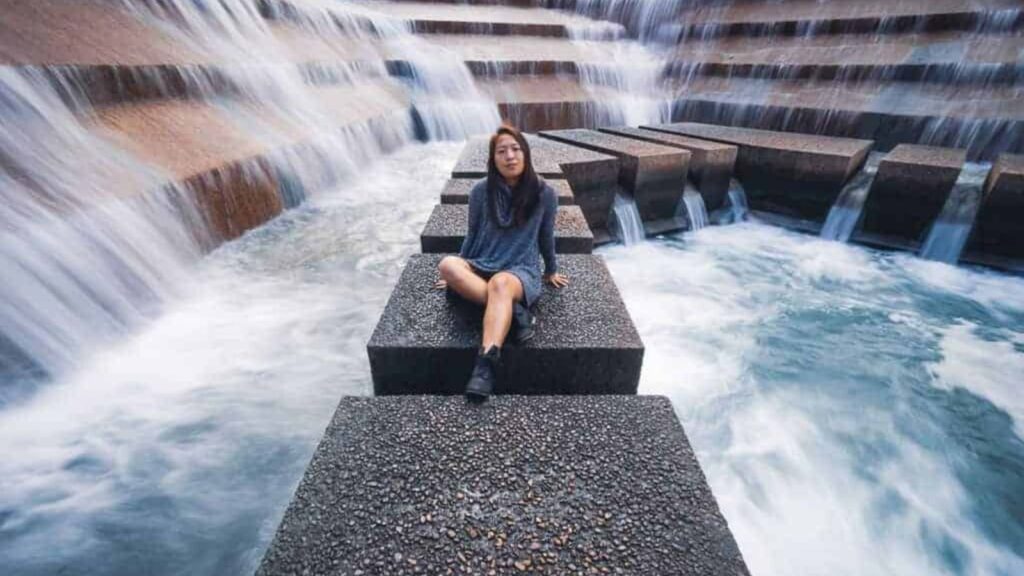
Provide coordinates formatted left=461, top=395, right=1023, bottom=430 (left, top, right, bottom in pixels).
left=493, top=134, right=525, bottom=183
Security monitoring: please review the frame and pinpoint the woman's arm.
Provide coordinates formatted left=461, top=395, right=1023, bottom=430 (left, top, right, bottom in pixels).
left=538, top=185, right=558, bottom=276
left=460, top=182, right=485, bottom=258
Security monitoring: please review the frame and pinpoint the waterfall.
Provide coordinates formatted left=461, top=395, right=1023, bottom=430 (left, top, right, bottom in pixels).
left=556, top=0, right=690, bottom=43
left=920, top=163, right=990, bottom=264
left=821, top=154, right=882, bottom=242
left=612, top=193, right=646, bottom=245
left=680, top=185, right=709, bottom=231
left=728, top=179, right=750, bottom=223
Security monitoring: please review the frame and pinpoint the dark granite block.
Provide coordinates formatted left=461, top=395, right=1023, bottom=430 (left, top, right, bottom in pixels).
left=860, top=144, right=966, bottom=242
left=257, top=395, right=750, bottom=576
left=540, top=129, right=690, bottom=224
left=643, top=122, right=872, bottom=221
left=441, top=177, right=575, bottom=206
left=420, top=204, right=594, bottom=254
left=968, top=153, right=1024, bottom=260
left=367, top=253, right=643, bottom=395
left=451, top=135, right=621, bottom=237
left=600, top=126, right=737, bottom=211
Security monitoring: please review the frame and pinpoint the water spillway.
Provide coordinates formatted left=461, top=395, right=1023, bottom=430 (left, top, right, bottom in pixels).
left=2, top=0, right=1024, bottom=575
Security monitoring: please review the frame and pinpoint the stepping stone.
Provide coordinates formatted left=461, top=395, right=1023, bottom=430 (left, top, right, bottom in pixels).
left=644, top=122, right=872, bottom=221
left=440, top=177, right=575, bottom=205
left=967, top=153, right=1024, bottom=261
left=420, top=203, right=594, bottom=254
left=540, top=129, right=690, bottom=236
left=452, top=135, right=621, bottom=242
left=600, top=126, right=737, bottom=211
left=859, top=144, right=966, bottom=244
left=257, top=395, right=750, bottom=576
left=367, top=253, right=643, bottom=395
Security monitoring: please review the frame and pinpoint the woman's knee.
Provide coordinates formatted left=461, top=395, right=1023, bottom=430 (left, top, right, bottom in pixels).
left=438, top=256, right=465, bottom=281
left=487, top=273, right=520, bottom=298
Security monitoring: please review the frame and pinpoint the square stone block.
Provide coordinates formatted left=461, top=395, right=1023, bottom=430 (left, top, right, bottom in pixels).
left=420, top=203, right=594, bottom=254
left=968, top=153, right=1024, bottom=260
left=441, top=178, right=575, bottom=206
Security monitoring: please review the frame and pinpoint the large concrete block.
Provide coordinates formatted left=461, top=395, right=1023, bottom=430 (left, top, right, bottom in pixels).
left=860, top=145, right=966, bottom=243
left=441, top=177, right=575, bottom=206
left=367, top=254, right=643, bottom=395
left=451, top=135, right=621, bottom=240
left=540, top=129, right=690, bottom=231
left=600, top=126, right=737, bottom=212
left=258, top=395, right=750, bottom=576
left=968, top=153, right=1024, bottom=261
left=420, top=204, right=594, bottom=254
left=643, top=122, right=872, bottom=221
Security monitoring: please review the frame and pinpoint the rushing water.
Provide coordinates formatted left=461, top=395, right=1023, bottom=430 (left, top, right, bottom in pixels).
left=611, top=192, right=646, bottom=245
left=821, top=153, right=883, bottom=243
left=681, top=184, right=709, bottom=231
left=921, top=163, right=990, bottom=264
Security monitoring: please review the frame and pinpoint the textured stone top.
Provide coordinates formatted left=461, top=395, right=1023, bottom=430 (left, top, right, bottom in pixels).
left=452, top=134, right=618, bottom=179
left=442, top=178, right=575, bottom=205
left=540, top=129, right=691, bottom=161
left=367, top=253, right=641, bottom=351
left=600, top=127, right=738, bottom=154
left=422, top=204, right=593, bottom=246
left=882, top=144, right=968, bottom=169
left=257, top=395, right=750, bottom=576
left=644, top=122, right=873, bottom=159
left=986, top=153, right=1024, bottom=195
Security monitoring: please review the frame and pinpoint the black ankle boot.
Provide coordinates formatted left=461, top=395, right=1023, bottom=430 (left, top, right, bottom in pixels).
left=465, top=345, right=500, bottom=402
left=511, top=302, right=536, bottom=345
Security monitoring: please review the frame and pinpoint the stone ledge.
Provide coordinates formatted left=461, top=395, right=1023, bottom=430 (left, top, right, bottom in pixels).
left=257, top=395, right=750, bottom=576
left=441, top=178, right=575, bottom=205
left=452, top=136, right=621, bottom=240
left=968, top=153, right=1024, bottom=259
left=367, top=253, right=643, bottom=395
left=600, top=127, right=737, bottom=211
left=643, top=122, right=872, bottom=221
left=860, top=144, right=966, bottom=241
left=540, top=129, right=690, bottom=226
left=420, top=204, right=594, bottom=254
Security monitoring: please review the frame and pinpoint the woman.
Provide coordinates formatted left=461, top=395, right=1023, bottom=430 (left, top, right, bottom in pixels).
left=436, top=125, right=570, bottom=401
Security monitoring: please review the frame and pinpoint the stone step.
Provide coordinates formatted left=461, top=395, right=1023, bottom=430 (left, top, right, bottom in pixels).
left=664, top=60, right=1023, bottom=86
left=452, top=134, right=622, bottom=241
left=420, top=203, right=594, bottom=254
left=367, top=253, right=643, bottom=395
left=441, top=177, right=575, bottom=205
left=642, top=122, right=873, bottom=221
left=599, top=127, right=738, bottom=211
left=539, top=129, right=691, bottom=234
left=676, top=0, right=1022, bottom=39
left=967, top=153, right=1024, bottom=262
left=257, top=395, right=750, bottom=576
left=859, top=144, right=967, bottom=244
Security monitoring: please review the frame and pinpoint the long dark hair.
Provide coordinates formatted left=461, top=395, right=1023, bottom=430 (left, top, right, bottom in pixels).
left=486, top=124, right=541, bottom=228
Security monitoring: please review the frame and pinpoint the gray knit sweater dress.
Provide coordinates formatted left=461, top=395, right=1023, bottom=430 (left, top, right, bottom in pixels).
left=459, top=178, right=558, bottom=307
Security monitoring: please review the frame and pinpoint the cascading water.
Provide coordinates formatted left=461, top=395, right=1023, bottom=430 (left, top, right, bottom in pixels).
left=821, top=153, right=882, bottom=242
left=612, top=192, right=645, bottom=245
left=722, top=178, right=750, bottom=223
left=920, top=163, right=990, bottom=264
left=680, top=184, right=709, bottom=231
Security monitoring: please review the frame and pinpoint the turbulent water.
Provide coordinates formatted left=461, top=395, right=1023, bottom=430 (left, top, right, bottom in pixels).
left=2, top=142, right=1022, bottom=576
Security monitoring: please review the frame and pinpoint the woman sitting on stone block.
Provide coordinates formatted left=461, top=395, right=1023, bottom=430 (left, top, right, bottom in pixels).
left=435, top=124, right=570, bottom=401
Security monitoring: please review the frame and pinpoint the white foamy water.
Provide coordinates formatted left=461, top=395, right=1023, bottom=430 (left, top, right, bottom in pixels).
left=0, top=142, right=463, bottom=576
left=602, top=223, right=1024, bottom=576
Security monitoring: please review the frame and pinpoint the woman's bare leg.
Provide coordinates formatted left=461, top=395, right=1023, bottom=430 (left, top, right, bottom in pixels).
left=482, top=272, right=524, bottom=350
left=438, top=256, right=488, bottom=305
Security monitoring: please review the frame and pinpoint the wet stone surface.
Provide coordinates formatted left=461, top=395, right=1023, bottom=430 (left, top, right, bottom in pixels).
left=257, top=395, right=750, bottom=576
left=420, top=204, right=594, bottom=254
left=969, top=152, right=1024, bottom=259
left=367, top=253, right=642, bottom=395
left=441, top=178, right=575, bottom=206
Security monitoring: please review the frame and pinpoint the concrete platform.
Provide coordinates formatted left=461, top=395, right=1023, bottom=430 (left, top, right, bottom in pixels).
left=968, top=153, right=1024, bottom=259
left=441, top=178, right=575, bottom=205
left=420, top=204, right=594, bottom=254
left=860, top=144, right=966, bottom=242
left=600, top=127, right=737, bottom=211
left=257, top=395, right=750, bottom=576
left=451, top=135, right=621, bottom=240
left=643, top=122, right=872, bottom=221
left=540, top=129, right=690, bottom=229
left=367, top=253, right=643, bottom=395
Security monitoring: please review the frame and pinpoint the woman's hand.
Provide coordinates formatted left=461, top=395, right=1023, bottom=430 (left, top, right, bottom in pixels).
left=544, top=272, right=569, bottom=288
left=433, top=278, right=448, bottom=290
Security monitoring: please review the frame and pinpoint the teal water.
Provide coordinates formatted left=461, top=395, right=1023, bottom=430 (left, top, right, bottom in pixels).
left=1, top=141, right=1022, bottom=575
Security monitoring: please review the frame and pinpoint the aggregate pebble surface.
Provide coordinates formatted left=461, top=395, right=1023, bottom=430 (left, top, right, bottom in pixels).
left=257, top=395, right=750, bottom=576
left=441, top=179, right=575, bottom=206
left=367, top=254, right=642, bottom=395
left=420, top=204, right=593, bottom=254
